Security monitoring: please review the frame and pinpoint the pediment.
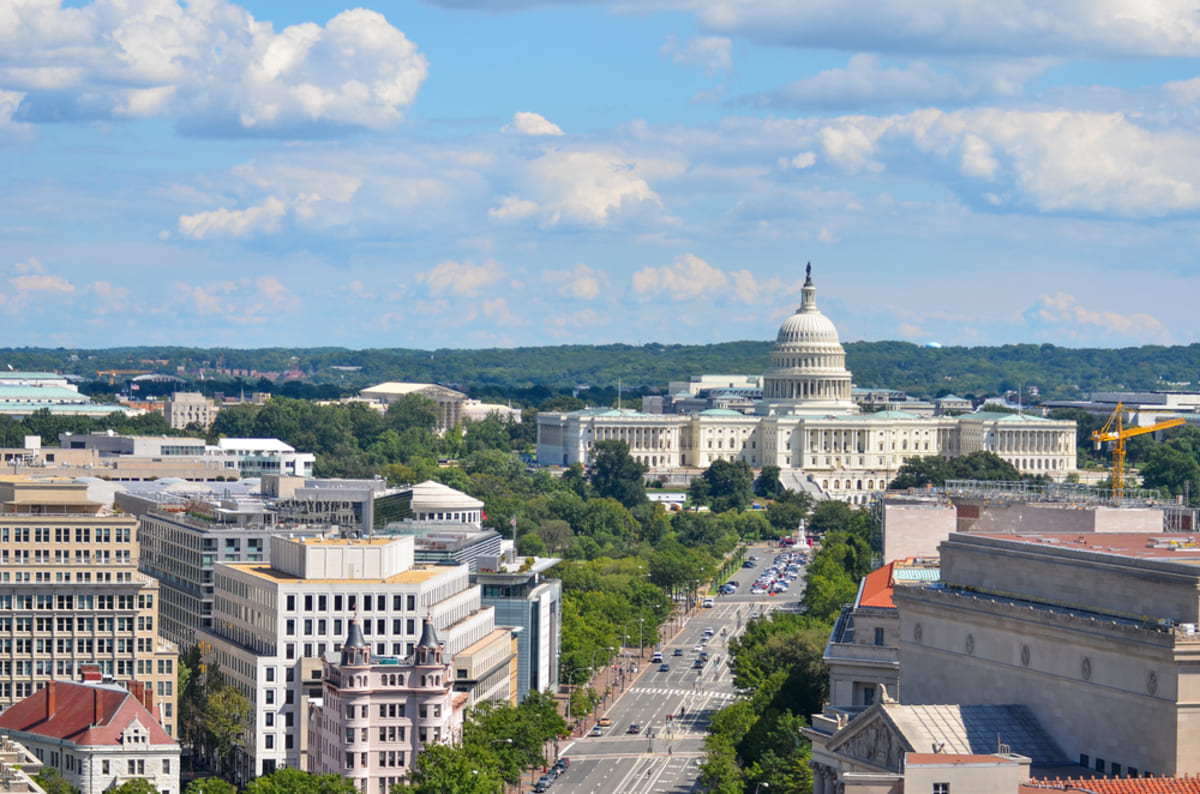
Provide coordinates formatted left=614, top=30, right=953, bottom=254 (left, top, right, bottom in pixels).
left=826, top=708, right=912, bottom=772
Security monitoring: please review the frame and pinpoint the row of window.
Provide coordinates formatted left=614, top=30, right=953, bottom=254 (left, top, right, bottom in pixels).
left=1079, top=754, right=1152, bottom=779
left=0, top=527, right=132, bottom=543
left=287, top=618, right=417, bottom=638
left=0, top=594, right=145, bottom=610
left=0, top=616, right=155, bottom=633
left=286, top=594, right=418, bottom=614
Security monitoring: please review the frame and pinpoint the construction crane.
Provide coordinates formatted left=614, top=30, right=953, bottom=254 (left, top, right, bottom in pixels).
left=1092, top=402, right=1185, bottom=500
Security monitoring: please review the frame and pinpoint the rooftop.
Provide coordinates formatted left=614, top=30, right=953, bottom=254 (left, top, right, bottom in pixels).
left=971, top=532, right=1200, bottom=564
left=906, top=752, right=1022, bottom=765
left=1023, top=778, right=1200, bottom=793
left=225, top=561, right=449, bottom=585
left=858, top=562, right=896, bottom=609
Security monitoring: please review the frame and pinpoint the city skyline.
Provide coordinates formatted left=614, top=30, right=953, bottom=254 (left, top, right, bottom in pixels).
left=3, top=1, right=1200, bottom=350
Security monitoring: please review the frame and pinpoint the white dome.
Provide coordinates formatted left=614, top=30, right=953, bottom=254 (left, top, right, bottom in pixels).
left=776, top=307, right=841, bottom=347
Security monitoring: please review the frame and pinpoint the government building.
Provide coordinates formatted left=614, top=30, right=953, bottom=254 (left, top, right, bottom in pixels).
left=537, top=267, right=1076, bottom=502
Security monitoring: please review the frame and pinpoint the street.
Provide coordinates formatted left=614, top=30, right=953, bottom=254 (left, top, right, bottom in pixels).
left=544, top=542, right=805, bottom=793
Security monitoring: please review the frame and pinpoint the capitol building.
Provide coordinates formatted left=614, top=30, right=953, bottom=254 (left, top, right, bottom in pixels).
left=536, top=268, right=1076, bottom=503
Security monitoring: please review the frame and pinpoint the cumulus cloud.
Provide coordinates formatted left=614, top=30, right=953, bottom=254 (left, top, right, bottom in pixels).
left=0, top=1, right=428, bottom=135
left=417, top=259, right=505, bottom=297
left=742, top=54, right=1037, bottom=110
left=690, top=0, right=1200, bottom=59
left=481, top=297, right=522, bottom=326
left=501, top=149, right=668, bottom=228
left=660, top=34, right=732, bottom=73
left=178, top=197, right=287, bottom=239
left=10, top=273, right=74, bottom=293
left=1023, top=292, right=1172, bottom=344
left=632, top=253, right=730, bottom=301
left=502, top=112, right=564, bottom=136
left=543, top=264, right=606, bottom=300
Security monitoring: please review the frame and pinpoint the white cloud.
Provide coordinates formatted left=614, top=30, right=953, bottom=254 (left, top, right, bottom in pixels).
left=632, top=253, right=731, bottom=301
left=489, top=195, right=540, bottom=221
left=543, top=264, right=606, bottom=300
left=743, top=54, right=1038, bottom=110
left=1023, top=292, right=1172, bottom=344
left=660, top=34, right=732, bottom=73
left=690, top=0, right=1200, bottom=58
left=502, top=112, right=564, bottom=136
left=0, top=2, right=428, bottom=136
left=781, top=151, right=816, bottom=170
left=482, top=297, right=522, bottom=326
left=178, top=197, right=287, bottom=239
left=417, top=259, right=504, bottom=297
left=10, top=273, right=74, bottom=293
left=505, top=149, right=668, bottom=228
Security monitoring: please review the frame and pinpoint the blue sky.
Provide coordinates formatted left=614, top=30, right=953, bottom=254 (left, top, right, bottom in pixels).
left=4, top=1, right=1200, bottom=351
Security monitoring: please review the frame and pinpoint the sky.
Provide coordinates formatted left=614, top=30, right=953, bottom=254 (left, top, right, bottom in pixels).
left=4, top=1, right=1200, bottom=351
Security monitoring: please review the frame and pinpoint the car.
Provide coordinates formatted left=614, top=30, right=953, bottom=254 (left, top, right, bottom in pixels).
left=598, top=717, right=612, bottom=727
left=702, top=598, right=714, bottom=608
left=742, top=560, right=756, bottom=568
left=554, top=757, right=570, bottom=773
left=699, top=636, right=709, bottom=645
left=693, top=659, right=704, bottom=669
left=704, top=627, right=715, bottom=635
left=627, top=724, right=641, bottom=735
left=659, top=663, right=670, bottom=672
left=672, top=648, right=684, bottom=657
left=535, top=775, right=554, bottom=792
left=589, top=725, right=604, bottom=737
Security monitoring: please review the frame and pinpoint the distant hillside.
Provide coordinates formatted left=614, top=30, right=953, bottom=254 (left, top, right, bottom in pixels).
left=4, top=340, right=1200, bottom=404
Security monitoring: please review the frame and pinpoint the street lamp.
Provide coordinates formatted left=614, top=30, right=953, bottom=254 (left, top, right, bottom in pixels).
left=755, top=783, right=769, bottom=794
left=638, top=617, right=646, bottom=656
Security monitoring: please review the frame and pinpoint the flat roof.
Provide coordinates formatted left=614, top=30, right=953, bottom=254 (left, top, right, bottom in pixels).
left=906, top=753, right=1020, bottom=765
left=970, top=532, right=1200, bottom=563
left=223, top=562, right=448, bottom=585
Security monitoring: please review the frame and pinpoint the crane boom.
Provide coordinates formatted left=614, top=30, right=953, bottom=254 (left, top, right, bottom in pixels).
left=1091, top=402, right=1186, bottom=500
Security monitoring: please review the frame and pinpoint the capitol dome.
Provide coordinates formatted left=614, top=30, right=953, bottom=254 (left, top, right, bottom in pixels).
left=758, top=264, right=856, bottom=413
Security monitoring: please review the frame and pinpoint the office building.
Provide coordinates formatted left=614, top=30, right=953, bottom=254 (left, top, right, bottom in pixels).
left=0, top=478, right=177, bottom=737
left=197, top=534, right=506, bottom=779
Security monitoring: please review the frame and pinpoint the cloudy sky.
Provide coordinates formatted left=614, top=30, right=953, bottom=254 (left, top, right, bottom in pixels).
left=4, top=0, right=1200, bottom=350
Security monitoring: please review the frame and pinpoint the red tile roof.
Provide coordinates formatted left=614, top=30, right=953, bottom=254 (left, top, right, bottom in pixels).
left=858, top=562, right=895, bottom=608
left=1023, top=778, right=1200, bottom=793
left=0, top=681, right=173, bottom=747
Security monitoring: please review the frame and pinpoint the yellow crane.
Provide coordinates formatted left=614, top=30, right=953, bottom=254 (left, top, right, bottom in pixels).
left=1092, top=402, right=1185, bottom=500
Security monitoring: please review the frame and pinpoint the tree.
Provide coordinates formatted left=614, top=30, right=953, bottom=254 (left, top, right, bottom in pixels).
left=243, top=768, right=357, bottom=794
left=387, top=393, right=440, bottom=434
left=109, top=781, right=159, bottom=794
left=699, top=459, right=755, bottom=512
left=1139, top=443, right=1200, bottom=501
left=754, top=465, right=783, bottom=498
left=185, top=780, right=237, bottom=794
left=33, top=768, right=79, bottom=794
left=392, top=744, right=502, bottom=794
left=590, top=440, right=647, bottom=508
left=204, top=686, right=250, bottom=778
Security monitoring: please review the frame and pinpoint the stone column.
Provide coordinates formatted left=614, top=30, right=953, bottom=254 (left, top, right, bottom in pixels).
left=811, top=763, right=827, bottom=794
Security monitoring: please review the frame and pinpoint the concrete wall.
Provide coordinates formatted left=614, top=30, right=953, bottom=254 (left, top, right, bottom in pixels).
left=938, top=535, right=1200, bottom=624
left=882, top=503, right=956, bottom=563
left=895, top=584, right=1200, bottom=776
left=953, top=501, right=1163, bottom=535
left=904, top=760, right=1021, bottom=794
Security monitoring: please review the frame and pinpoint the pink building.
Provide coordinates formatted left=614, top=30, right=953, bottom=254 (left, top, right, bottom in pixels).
left=307, top=619, right=466, bottom=794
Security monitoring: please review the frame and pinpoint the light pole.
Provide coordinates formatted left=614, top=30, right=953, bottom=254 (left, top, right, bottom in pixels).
left=638, top=617, right=645, bottom=657
left=755, top=783, right=769, bottom=794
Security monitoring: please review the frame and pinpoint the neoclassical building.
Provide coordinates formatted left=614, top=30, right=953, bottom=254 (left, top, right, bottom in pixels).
left=537, top=267, right=1076, bottom=503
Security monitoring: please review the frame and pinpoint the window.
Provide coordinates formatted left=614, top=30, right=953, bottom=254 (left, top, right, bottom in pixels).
left=164, top=759, right=171, bottom=774
left=1112, top=763, right=1122, bottom=777
left=933, top=785, right=949, bottom=794
left=1080, top=755, right=1089, bottom=769
left=874, top=628, right=885, bottom=646
left=1096, top=759, right=1106, bottom=773
left=102, top=761, right=110, bottom=775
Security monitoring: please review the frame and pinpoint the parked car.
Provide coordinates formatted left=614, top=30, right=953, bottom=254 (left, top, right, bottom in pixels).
left=535, top=774, right=554, bottom=792
left=554, top=757, right=570, bottom=773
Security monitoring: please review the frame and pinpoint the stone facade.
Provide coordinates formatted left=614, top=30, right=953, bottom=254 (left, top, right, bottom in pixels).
left=537, top=269, right=1077, bottom=503
left=893, top=532, right=1200, bottom=777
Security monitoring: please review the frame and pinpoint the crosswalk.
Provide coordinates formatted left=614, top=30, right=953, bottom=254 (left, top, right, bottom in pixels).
left=631, top=686, right=739, bottom=701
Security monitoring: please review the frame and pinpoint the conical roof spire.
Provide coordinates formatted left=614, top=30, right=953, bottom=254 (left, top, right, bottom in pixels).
left=417, top=618, right=439, bottom=650
left=345, top=618, right=367, bottom=650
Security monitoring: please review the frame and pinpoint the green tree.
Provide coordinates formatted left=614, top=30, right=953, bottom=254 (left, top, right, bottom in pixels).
left=754, top=465, right=784, bottom=498
left=243, top=768, right=358, bottom=794
left=184, top=780, right=238, bottom=794
left=33, top=768, right=79, bottom=794
left=590, top=440, right=647, bottom=508
left=204, top=686, right=250, bottom=779
left=1139, top=443, right=1200, bottom=501
left=699, top=459, right=755, bottom=512
left=386, top=393, right=440, bottom=435
left=392, top=744, right=502, bottom=794
left=109, top=781, right=159, bottom=794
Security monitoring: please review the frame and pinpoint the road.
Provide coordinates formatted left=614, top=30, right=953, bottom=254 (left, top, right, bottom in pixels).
left=542, top=542, right=806, bottom=794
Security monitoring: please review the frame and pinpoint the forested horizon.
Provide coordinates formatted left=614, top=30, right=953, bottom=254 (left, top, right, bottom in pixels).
left=7, top=339, right=1200, bottom=403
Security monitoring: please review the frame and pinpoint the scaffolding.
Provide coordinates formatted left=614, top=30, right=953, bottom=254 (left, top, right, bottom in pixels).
left=941, top=479, right=1168, bottom=508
